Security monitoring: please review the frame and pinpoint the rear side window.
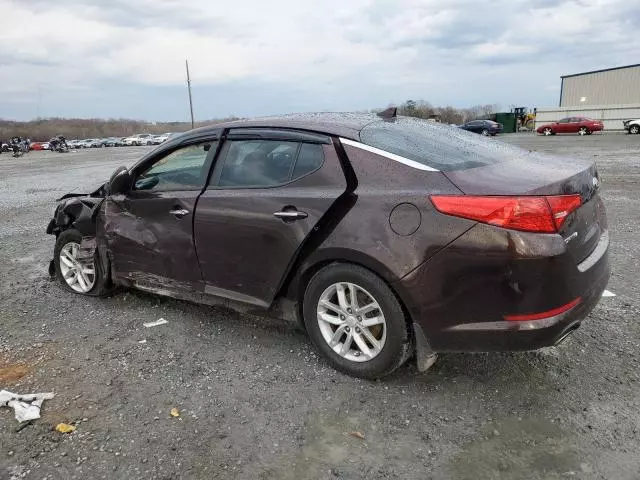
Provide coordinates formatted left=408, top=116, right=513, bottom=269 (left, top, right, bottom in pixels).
left=218, top=140, right=324, bottom=187
left=359, top=117, right=526, bottom=171
left=293, top=143, right=324, bottom=178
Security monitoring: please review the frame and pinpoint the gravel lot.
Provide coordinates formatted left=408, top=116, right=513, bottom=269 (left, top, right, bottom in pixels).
left=1, top=134, right=639, bottom=480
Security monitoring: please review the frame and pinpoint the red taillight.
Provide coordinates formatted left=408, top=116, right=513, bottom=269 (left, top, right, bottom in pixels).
left=430, top=194, right=581, bottom=233
left=504, top=297, right=582, bottom=321
left=546, top=194, right=582, bottom=230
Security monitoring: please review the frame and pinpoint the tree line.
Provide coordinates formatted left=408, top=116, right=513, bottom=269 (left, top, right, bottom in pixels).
left=0, top=117, right=238, bottom=141
left=391, top=100, right=500, bottom=125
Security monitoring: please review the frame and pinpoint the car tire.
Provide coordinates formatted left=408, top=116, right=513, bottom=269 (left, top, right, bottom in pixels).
left=578, top=127, right=590, bottom=136
left=54, top=229, right=110, bottom=297
left=543, top=127, right=553, bottom=136
left=629, top=124, right=640, bottom=134
left=481, top=129, right=489, bottom=136
left=303, top=263, right=411, bottom=379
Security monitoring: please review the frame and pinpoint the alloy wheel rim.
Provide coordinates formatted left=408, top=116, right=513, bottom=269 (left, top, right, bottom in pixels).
left=579, top=128, right=587, bottom=135
left=544, top=128, right=552, bottom=135
left=317, top=282, right=387, bottom=362
left=59, top=242, right=95, bottom=293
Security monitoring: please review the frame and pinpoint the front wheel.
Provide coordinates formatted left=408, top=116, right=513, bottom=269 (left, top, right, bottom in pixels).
left=578, top=127, right=590, bottom=136
left=303, top=264, right=411, bottom=379
left=54, top=229, right=110, bottom=296
left=629, top=125, right=640, bottom=134
left=481, top=129, right=489, bottom=136
left=542, top=127, right=553, bottom=136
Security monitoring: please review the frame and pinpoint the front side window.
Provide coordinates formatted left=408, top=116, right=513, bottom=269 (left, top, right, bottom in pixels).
left=218, top=140, right=324, bottom=187
left=558, top=118, right=570, bottom=124
left=135, top=142, right=215, bottom=191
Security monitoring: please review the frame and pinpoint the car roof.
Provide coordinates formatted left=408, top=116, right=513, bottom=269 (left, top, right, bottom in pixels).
left=182, top=113, right=383, bottom=141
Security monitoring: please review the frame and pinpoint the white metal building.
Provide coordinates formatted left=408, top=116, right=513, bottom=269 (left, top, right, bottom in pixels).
left=560, top=64, right=640, bottom=107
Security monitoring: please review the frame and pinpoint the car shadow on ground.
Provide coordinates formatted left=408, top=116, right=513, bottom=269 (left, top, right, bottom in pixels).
left=111, top=285, right=567, bottom=388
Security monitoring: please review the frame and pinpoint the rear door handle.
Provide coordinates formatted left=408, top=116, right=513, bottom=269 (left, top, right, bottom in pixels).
left=273, top=210, right=308, bottom=221
left=169, top=208, right=190, bottom=218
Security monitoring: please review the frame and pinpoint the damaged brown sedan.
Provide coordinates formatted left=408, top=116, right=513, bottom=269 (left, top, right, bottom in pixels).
left=47, top=111, right=610, bottom=379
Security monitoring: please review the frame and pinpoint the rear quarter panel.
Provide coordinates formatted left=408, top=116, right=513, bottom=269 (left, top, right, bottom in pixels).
left=303, top=144, right=471, bottom=283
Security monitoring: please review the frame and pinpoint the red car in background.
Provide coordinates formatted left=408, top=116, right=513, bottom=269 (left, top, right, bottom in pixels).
left=537, top=117, right=604, bottom=136
left=30, top=142, right=50, bottom=150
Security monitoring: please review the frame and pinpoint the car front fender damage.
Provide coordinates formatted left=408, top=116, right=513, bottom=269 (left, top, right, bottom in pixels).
left=47, top=194, right=107, bottom=279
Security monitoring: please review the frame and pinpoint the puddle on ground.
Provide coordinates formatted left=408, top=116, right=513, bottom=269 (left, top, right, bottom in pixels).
left=450, top=416, right=580, bottom=479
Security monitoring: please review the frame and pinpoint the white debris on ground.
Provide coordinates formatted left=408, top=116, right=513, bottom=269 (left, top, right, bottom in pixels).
left=602, top=290, right=616, bottom=297
left=0, top=390, right=55, bottom=423
left=143, top=318, right=168, bottom=328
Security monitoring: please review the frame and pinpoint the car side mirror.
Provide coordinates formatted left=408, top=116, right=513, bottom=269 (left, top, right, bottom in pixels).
left=108, top=166, right=132, bottom=195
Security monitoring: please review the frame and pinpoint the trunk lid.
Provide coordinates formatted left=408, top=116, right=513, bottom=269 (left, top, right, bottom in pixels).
left=443, top=155, right=604, bottom=264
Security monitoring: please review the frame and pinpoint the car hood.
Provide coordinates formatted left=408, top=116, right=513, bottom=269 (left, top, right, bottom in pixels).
left=57, top=182, right=107, bottom=201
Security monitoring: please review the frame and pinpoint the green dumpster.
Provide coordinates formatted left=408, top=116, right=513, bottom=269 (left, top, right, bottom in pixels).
left=495, top=112, right=516, bottom=133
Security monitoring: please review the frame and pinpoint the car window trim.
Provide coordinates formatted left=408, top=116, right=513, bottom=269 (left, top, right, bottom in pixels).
left=340, top=137, right=439, bottom=172
left=207, top=137, right=326, bottom=190
left=227, top=128, right=331, bottom=144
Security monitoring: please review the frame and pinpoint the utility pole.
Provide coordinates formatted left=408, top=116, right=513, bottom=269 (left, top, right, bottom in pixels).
left=37, top=86, right=42, bottom=118
left=185, top=60, right=195, bottom=129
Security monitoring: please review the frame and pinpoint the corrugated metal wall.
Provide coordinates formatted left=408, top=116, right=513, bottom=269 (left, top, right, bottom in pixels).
left=535, top=104, right=640, bottom=131
left=561, top=66, right=640, bottom=106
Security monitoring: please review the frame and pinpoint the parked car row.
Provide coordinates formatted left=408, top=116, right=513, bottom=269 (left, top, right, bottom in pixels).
left=62, top=134, right=177, bottom=149
left=458, top=116, right=631, bottom=137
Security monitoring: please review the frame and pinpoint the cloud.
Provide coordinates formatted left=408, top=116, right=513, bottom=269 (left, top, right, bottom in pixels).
left=0, top=0, right=638, bottom=120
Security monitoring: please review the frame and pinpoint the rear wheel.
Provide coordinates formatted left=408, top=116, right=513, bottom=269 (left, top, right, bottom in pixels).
left=303, top=264, right=410, bottom=379
left=578, top=127, right=590, bottom=136
left=543, top=127, right=553, bottom=136
left=481, top=129, right=489, bottom=136
left=630, top=124, right=640, bottom=134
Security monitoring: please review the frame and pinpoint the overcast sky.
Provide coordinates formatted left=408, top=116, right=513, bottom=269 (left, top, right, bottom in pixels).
left=1, top=0, right=637, bottom=121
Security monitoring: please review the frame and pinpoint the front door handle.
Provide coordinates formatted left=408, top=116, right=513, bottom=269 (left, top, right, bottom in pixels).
left=273, top=210, right=308, bottom=221
left=169, top=208, right=190, bottom=218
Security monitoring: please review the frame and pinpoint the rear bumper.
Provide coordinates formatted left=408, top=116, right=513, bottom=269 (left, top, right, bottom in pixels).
left=395, top=223, right=610, bottom=352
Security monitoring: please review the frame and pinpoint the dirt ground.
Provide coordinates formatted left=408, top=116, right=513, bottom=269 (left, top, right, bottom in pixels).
left=1, top=134, right=639, bottom=480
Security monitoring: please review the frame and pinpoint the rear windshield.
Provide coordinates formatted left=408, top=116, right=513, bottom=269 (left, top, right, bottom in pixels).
left=360, top=117, right=524, bottom=171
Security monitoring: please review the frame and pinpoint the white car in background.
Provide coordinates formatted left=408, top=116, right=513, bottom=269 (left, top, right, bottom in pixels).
left=154, top=133, right=171, bottom=143
left=122, top=134, right=154, bottom=146
left=623, top=119, right=640, bottom=134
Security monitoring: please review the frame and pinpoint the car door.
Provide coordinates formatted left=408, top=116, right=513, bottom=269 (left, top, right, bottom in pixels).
left=104, top=135, right=219, bottom=292
left=465, top=121, right=480, bottom=133
left=555, top=117, right=571, bottom=133
left=193, top=128, right=347, bottom=307
left=565, top=117, right=580, bottom=133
